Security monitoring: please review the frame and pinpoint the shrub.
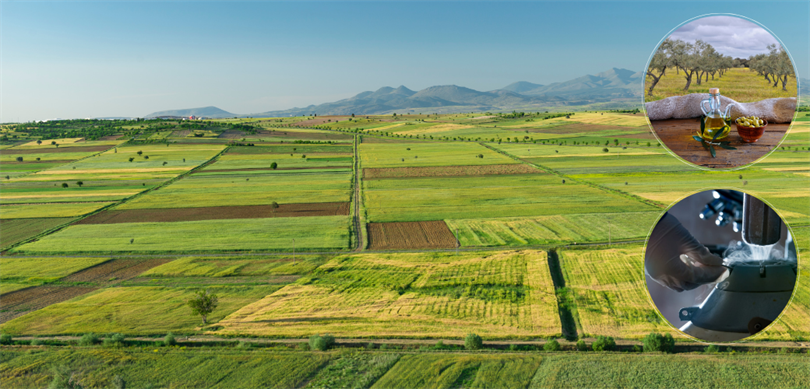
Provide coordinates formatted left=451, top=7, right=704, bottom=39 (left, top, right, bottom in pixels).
left=509, top=344, right=519, bottom=351
left=0, top=334, right=12, bottom=345
left=103, top=333, right=125, bottom=348
left=705, top=344, right=720, bottom=353
left=78, top=333, right=99, bottom=346
left=236, top=341, right=251, bottom=349
left=464, top=333, right=483, bottom=350
left=576, top=340, right=588, bottom=351
left=31, top=338, right=43, bottom=346
left=434, top=340, right=445, bottom=350
left=543, top=339, right=561, bottom=352
left=154, top=341, right=164, bottom=347
left=164, top=332, right=177, bottom=346
left=296, top=342, right=310, bottom=351
left=366, top=342, right=375, bottom=350
left=592, top=336, right=615, bottom=351
left=643, top=332, right=674, bottom=353
left=309, top=334, right=335, bottom=351
left=112, top=375, right=126, bottom=389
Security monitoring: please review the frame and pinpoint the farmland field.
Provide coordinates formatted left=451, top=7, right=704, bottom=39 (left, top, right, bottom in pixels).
left=360, top=142, right=517, bottom=168
left=218, top=250, right=561, bottom=338
left=364, top=174, right=659, bottom=222
left=557, top=245, right=676, bottom=339
left=76, top=202, right=349, bottom=224
left=372, top=354, right=543, bottom=389
left=0, top=217, right=74, bottom=249
left=364, top=164, right=540, bottom=179
left=11, top=216, right=351, bottom=253
left=645, top=67, right=797, bottom=103
left=367, top=221, right=457, bottom=250
left=0, top=202, right=114, bottom=219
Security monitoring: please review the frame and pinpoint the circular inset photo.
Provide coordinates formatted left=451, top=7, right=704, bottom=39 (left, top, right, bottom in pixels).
left=644, top=15, right=798, bottom=169
left=645, top=190, right=798, bottom=342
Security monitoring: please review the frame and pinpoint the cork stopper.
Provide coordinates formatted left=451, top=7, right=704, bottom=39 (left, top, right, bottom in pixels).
left=709, top=88, right=719, bottom=94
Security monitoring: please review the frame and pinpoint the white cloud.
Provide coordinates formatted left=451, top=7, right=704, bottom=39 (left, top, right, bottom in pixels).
left=668, top=16, right=781, bottom=59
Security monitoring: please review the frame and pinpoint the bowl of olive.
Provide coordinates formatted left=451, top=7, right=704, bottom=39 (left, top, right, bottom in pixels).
left=735, top=116, right=767, bottom=143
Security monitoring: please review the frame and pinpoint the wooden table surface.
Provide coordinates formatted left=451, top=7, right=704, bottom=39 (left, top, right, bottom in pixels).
left=650, top=118, right=790, bottom=169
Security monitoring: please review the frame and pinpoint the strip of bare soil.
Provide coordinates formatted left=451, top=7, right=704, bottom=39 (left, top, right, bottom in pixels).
left=367, top=221, right=457, bottom=250
left=75, top=202, right=351, bottom=224
left=364, top=164, right=541, bottom=179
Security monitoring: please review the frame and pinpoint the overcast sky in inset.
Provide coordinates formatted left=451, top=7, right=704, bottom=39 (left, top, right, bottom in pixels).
left=668, top=16, right=782, bottom=58
left=2, top=1, right=808, bottom=122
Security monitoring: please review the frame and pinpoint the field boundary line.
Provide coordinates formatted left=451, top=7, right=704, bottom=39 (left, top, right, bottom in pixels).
left=1, top=146, right=231, bottom=253
left=478, top=142, right=666, bottom=209
left=352, top=134, right=365, bottom=251
left=2, top=142, right=121, bottom=181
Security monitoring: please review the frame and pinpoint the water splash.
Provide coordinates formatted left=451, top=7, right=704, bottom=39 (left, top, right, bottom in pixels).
left=723, top=240, right=787, bottom=265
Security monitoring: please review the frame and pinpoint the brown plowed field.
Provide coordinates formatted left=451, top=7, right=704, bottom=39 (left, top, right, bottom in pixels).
left=367, top=221, right=457, bottom=250
left=364, top=164, right=541, bottom=179
left=1, top=145, right=112, bottom=155
left=75, top=202, right=351, bottom=224
left=0, top=257, right=173, bottom=323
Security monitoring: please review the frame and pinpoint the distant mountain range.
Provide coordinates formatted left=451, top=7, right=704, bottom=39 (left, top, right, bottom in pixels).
left=145, top=69, right=809, bottom=118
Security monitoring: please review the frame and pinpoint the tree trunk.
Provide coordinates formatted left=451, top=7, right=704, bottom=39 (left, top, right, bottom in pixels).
left=695, top=71, right=702, bottom=86
left=682, top=70, right=694, bottom=92
left=646, top=70, right=664, bottom=96
left=202, top=315, right=207, bottom=325
left=765, top=73, right=771, bottom=83
left=781, top=75, right=789, bottom=91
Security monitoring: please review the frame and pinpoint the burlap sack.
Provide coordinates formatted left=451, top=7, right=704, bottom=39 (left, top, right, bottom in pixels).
left=645, top=94, right=796, bottom=123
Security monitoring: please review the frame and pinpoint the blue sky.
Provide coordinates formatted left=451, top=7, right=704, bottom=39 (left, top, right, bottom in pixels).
left=2, top=1, right=808, bottom=121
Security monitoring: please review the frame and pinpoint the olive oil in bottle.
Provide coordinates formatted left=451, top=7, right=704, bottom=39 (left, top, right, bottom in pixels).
left=699, top=88, right=735, bottom=142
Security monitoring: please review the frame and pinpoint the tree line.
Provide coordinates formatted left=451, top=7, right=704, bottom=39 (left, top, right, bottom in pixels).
left=646, top=38, right=794, bottom=96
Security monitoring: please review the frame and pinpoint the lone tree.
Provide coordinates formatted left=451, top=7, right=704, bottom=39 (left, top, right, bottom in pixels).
left=187, top=289, right=218, bottom=325
left=137, top=150, right=143, bottom=156
left=76, top=181, right=83, bottom=187
left=271, top=201, right=279, bottom=217
left=271, top=162, right=277, bottom=170
left=61, top=183, right=69, bottom=188
left=129, top=157, right=135, bottom=162
left=16, top=156, right=23, bottom=162
left=36, top=140, right=42, bottom=145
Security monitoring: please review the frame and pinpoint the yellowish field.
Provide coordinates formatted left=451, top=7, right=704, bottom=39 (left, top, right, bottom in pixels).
left=393, top=123, right=474, bottom=135
left=218, top=250, right=560, bottom=339
left=645, top=67, right=797, bottom=103
left=18, top=138, right=85, bottom=147
left=0, top=202, right=114, bottom=219
left=1, top=256, right=110, bottom=282
left=502, top=113, right=649, bottom=129
left=558, top=245, right=678, bottom=339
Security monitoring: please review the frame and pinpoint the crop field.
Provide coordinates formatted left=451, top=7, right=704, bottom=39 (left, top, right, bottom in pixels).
left=119, top=170, right=351, bottom=209
left=0, top=285, right=280, bottom=335
left=446, top=211, right=661, bottom=247
left=572, top=169, right=810, bottom=224
left=0, top=348, right=331, bottom=389
left=557, top=245, right=676, bottom=339
left=0, top=202, right=115, bottom=219
left=360, top=142, right=517, bottom=168
left=372, top=354, right=543, bottom=389
left=0, top=217, right=73, bottom=249
left=228, top=144, right=353, bottom=154
left=11, top=216, right=351, bottom=253
left=364, top=174, right=658, bottom=222
left=364, top=164, right=541, bottom=179
left=218, top=250, right=561, bottom=338
left=645, top=67, right=797, bottom=102
left=76, top=202, right=349, bottom=224
left=1, top=256, right=111, bottom=283
left=203, top=152, right=352, bottom=171
left=140, top=255, right=327, bottom=278
left=367, top=221, right=457, bottom=250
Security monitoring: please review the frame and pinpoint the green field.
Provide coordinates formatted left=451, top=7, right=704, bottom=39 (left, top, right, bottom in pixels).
left=1, top=256, right=110, bottom=283
left=118, top=171, right=352, bottom=209
left=203, top=152, right=352, bottom=171
left=360, top=142, right=517, bottom=168
left=0, top=217, right=74, bottom=249
left=141, top=255, right=326, bottom=278
left=1, top=285, right=280, bottom=335
left=219, top=250, right=560, bottom=338
left=0, top=202, right=114, bottom=219
left=447, top=211, right=661, bottom=247
left=364, top=174, right=659, bottom=222
left=372, top=354, right=544, bottom=389
left=12, top=216, right=351, bottom=253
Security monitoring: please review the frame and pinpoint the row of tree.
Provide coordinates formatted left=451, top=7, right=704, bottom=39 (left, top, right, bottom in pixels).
left=748, top=44, right=794, bottom=91
left=646, top=39, right=738, bottom=96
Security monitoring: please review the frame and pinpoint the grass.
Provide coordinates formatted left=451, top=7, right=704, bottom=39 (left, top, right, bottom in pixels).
left=204, top=153, right=352, bottom=171
left=0, top=217, right=74, bottom=249
left=573, top=169, right=810, bottom=225
left=360, top=142, right=517, bottom=168
left=0, top=285, right=280, bottom=335
left=12, top=216, right=351, bottom=253
left=118, top=171, right=352, bottom=209
left=229, top=144, right=353, bottom=154
left=372, top=354, right=543, bottom=389
left=558, top=245, right=676, bottom=339
left=364, top=174, right=658, bottom=222
left=218, top=250, right=561, bottom=338
left=0, top=202, right=114, bottom=219
left=446, top=212, right=661, bottom=247
left=141, top=256, right=328, bottom=277
left=0, top=256, right=111, bottom=283
left=0, top=348, right=330, bottom=389
left=306, top=352, right=400, bottom=389
left=530, top=354, right=810, bottom=388
left=645, top=67, right=797, bottom=103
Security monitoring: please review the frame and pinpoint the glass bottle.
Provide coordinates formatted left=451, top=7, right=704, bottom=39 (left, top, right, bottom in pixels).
left=699, top=88, right=735, bottom=141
